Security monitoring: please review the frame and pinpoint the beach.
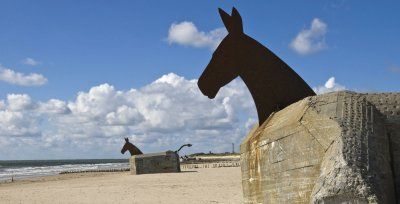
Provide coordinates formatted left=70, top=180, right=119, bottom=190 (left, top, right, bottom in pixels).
left=0, top=167, right=243, bottom=203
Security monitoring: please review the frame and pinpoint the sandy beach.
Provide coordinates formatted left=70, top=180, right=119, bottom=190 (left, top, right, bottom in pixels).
left=0, top=167, right=243, bottom=204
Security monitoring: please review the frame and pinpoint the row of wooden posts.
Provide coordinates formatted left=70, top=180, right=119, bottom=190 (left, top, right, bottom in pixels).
left=59, top=161, right=241, bottom=174
left=60, top=168, right=130, bottom=174
left=180, top=161, right=241, bottom=169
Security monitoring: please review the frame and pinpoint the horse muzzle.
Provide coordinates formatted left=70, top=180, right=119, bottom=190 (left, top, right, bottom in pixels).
left=197, top=78, right=219, bottom=99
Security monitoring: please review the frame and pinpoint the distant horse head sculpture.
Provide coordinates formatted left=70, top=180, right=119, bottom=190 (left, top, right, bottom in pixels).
left=121, top=138, right=143, bottom=156
left=198, top=7, right=316, bottom=125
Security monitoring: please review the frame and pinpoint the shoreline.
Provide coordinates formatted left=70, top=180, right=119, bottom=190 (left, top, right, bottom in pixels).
left=0, top=158, right=240, bottom=184
left=0, top=170, right=131, bottom=185
left=0, top=159, right=129, bottom=183
left=0, top=171, right=120, bottom=186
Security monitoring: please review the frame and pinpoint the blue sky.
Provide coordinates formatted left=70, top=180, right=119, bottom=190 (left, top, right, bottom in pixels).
left=0, top=1, right=399, bottom=159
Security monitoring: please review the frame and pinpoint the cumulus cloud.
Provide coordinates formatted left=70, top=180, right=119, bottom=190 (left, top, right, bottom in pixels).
left=0, top=94, right=40, bottom=140
left=106, top=105, right=143, bottom=125
left=0, top=110, right=40, bottom=138
left=67, top=83, right=124, bottom=120
left=290, top=18, right=328, bottom=55
left=0, top=65, right=47, bottom=86
left=167, top=21, right=227, bottom=50
left=0, top=100, right=5, bottom=110
left=313, top=77, right=346, bottom=94
left=21, top=57, right=40, bottom=66
left=0, top=73, right=256, bottom=159
left=7, top=94, right=35, bottom=111
left=38, top=99, right=71, bottom=115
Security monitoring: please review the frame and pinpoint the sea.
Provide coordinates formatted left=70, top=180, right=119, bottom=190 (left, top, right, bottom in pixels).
left=0, top=159, right=129, bottom=181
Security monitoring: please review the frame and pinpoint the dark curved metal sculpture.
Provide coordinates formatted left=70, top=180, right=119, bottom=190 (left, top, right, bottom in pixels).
left=197, top=7, right=316, bottom=125
left=121, top=138, right=143, bottom=156
left=175, top=143, right=192, bottom=153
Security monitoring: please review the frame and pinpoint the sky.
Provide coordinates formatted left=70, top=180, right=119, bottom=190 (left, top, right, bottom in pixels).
left=0, top=1, right=399, bottom=160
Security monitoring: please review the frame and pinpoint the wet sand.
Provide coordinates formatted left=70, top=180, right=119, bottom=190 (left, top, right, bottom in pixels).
left=0, top=167, right=243, bottom=204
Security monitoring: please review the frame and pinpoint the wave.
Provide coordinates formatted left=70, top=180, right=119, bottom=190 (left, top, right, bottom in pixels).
left=0, top=162, right=129, bottom=181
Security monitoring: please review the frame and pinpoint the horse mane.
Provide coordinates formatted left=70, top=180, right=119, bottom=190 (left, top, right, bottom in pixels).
left=237, top=35, right=316, bottom=124
left=127, top=142, right=143, bottom=155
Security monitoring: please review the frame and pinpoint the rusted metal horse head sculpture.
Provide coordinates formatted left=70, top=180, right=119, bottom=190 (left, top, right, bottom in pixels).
left=121, top=138, right=143, bottom=156
left=198, top=7, right=315, bottom=125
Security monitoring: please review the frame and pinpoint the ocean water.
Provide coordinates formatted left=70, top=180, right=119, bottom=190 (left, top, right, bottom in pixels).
left=0, top=159, right=129, bottom=181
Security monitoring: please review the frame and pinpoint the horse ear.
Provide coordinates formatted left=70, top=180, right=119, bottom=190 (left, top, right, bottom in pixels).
left=125, top=138, right=129, bottom=142
left=231, top=7, right=243, bottom=33
left=218, top=8, right=233, bottom=33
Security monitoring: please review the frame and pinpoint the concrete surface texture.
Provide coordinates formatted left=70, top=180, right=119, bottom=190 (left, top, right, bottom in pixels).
left=130, top=151, right=180, bottom=175
left=240, top=91, right=400, bottom=203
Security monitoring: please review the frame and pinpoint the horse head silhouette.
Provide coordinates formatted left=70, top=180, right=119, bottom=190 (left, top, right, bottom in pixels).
left=198, top=7, right=315, bottom=125
left=121, top=138, right=143, bottom=156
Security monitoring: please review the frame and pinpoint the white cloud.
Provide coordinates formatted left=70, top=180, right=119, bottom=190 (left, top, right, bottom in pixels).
left=7, top=94, right=35, bottom=111
left=0, top=109, right=40, bottom=138
left=38, top=99, right=71, bottom=115
left=313, top=77, right=346, bottom=94
left=290, top=18, right=328, bottom=55
left=0, top=73, right=256, bottom=159
left=106, top=105, right=143, bottom=125
left=21, top=57, right=40, bottom=66
left=0, top=65, right=47, bottom=86
left=167, top=21, right=227, bottom=50
left=0, top=100, right=5, bottom=110
left=67, top=83, right=123, bottom=119
left=0, top=94, right=39, bottom=139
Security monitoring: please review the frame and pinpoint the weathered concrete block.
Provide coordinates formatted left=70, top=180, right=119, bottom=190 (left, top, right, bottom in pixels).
left=241, top=91, right=400, bottom=203
left=130, top=151, right=180, bottom=175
